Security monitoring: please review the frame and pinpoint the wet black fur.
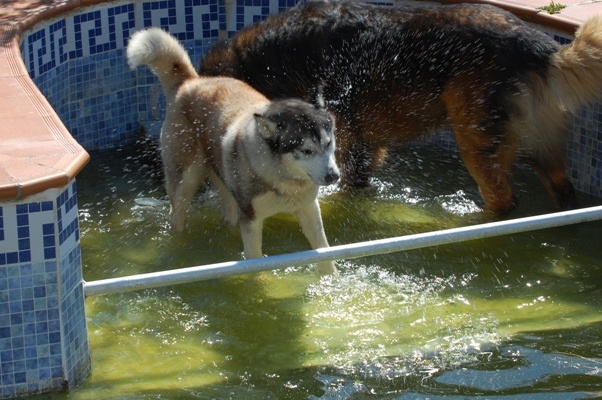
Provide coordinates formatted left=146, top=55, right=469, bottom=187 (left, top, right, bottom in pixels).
left=198, top=0, right=561, bottom=190
left=199, top=0, right=557, bottom=118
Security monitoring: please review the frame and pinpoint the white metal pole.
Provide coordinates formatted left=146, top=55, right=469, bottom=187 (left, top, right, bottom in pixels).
left=83, top=205, right=602, bottom=297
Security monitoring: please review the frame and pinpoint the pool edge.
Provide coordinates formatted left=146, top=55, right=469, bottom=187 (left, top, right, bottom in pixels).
left=0, top=0, right=89, bottom=202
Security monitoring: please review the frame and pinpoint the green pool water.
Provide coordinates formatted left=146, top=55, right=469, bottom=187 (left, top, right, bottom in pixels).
left=40, top=145, right=602, bottom=399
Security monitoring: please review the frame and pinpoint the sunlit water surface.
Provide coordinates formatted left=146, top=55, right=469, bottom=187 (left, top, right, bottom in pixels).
left=34, top=145, right=601, bottom=399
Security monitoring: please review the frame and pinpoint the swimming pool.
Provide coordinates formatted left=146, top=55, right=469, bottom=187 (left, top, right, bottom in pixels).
left=0, top=0, right=601, bottom=397
left=73, top=144, right=602, bottom=398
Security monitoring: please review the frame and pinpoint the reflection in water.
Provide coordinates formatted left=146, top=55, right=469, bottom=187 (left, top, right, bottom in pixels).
left=436, top=345, right=602, bottom=390
left=67, top=145, right=602, bottom=399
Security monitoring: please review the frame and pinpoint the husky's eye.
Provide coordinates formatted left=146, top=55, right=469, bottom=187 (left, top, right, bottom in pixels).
left=301, top=149, right=314, bottom=156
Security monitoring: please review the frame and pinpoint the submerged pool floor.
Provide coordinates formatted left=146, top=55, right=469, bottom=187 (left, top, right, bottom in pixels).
left=46, top=145, right=602, bottom=399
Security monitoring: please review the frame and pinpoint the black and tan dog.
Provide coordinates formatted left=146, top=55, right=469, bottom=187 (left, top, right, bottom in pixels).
left=199, top=0, right=602, bottom=213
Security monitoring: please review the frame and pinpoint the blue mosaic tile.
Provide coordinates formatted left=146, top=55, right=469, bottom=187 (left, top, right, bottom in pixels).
left=1, top=201, right=56, bottom=267
left=0, top=180, right=90, bottom=395
left=21, top=0, right=217, bottom=150
left=553, top=34, right=572, bottom=45
left=229, top=0, right=302, bottom=36
left=0, top=254, right=62, bottom=392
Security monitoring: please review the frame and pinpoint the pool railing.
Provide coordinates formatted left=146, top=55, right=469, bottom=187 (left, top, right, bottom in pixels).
left=82, top=205, right=602, bottom=296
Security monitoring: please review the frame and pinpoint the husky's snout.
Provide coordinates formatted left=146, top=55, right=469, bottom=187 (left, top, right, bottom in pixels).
left=308, top=161, right=339, bottom=186
left=324, top=169, right=340, bottom=185
left=319, top=159, right=340, bottom=185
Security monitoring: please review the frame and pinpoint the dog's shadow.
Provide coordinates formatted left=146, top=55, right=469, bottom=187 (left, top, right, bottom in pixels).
left=176, top=268, right=318, bottom=377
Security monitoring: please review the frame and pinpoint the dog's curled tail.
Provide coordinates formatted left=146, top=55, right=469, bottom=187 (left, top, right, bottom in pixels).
left=127, top=28, right=197, bottom=94
left=549, top=16, right=602, bottom=111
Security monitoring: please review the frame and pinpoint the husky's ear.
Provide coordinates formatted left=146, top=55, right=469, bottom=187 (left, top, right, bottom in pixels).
left=254, top=114, right=279, bottom=139
left=309, top=83, right=326, bottom=109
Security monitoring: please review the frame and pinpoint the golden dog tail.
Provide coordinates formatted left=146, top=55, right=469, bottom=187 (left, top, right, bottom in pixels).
left=126, top=28, right=197, bottom=94
left=549, top=16, right=602, bottom=111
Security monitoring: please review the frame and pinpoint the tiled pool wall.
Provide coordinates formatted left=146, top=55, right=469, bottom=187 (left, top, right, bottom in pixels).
left=0, top=182, right=89, bottom=398
left=1, top=0, right=601, bottom=397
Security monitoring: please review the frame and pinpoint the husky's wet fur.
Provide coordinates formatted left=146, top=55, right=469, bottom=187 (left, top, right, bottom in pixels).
left=127, top=28, right=340, bottom=275
left=199, top=0, right=602, bottom=213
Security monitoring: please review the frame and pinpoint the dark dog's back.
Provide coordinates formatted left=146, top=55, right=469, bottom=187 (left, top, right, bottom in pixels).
left=201, top=2, right=553, bottom=120
left=199, top=0, right=602, bottom=213
left=199, top=1, right=557, bottom=95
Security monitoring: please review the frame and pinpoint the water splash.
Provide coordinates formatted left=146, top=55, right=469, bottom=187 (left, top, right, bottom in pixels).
left=302, top=264, right=500, bottom=376
left=434, top=190, right=482, bottom=215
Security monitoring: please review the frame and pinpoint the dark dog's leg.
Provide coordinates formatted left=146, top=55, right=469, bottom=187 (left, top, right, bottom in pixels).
left=457, top=143, right=518, bottom=214
left=338, top=139, right=387, bottom=188
left=529, top=158, right=579, bottom=210
left=460, top=127, right=522, bottom=214
left=443, top=83, right=518, bottom=214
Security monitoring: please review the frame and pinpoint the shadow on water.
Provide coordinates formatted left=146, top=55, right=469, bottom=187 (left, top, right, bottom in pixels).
left=36, top=142, right=602, bottom=399
left=79, top=267, right=320, bottom=399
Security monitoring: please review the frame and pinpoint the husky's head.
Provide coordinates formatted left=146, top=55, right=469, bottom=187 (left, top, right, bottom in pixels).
left=254, top=99, right=340, bottom=186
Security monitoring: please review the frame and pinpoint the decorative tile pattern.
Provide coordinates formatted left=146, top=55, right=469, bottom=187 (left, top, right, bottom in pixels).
left=227, top=0, right=302, bottom=37
left=57, top=182, right=79, bottom=251
left=0, top=183, right=89, bottom=396
left=227, top=0, right=395, bottom=36
left=141, top=0, right=221, bottom=40
left=20, top=0, right=220, bottom=150
left=0, top=198, right=55, bottom=267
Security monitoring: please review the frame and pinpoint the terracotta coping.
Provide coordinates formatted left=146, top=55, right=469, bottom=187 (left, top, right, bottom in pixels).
left=0, top=1, right=89, bottom=202
left=0, top=0, right=591, bottom=202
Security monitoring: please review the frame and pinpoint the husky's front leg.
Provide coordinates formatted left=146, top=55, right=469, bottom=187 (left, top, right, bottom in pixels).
left=296, top=199, right=337, bottom=275
left=240, top=218, right=264, bottom=260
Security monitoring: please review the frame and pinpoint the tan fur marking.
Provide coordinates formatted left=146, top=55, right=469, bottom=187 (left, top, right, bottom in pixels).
left=442, top=79, right=518, bottom=213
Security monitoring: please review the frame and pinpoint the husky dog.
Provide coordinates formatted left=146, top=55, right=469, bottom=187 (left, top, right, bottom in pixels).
left=199, top=0, right=602, bottom=214
left=127, top=28, right=340, bottom=275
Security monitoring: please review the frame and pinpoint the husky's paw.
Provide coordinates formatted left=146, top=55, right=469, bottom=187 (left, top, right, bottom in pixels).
left=169, top=210, right=187, bottom=234
left=316, top=261, right=338, bottom=276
